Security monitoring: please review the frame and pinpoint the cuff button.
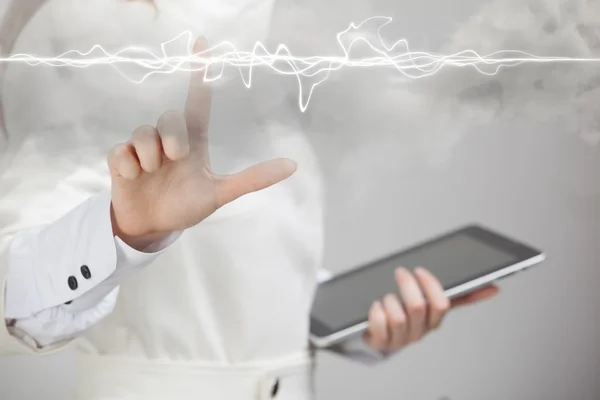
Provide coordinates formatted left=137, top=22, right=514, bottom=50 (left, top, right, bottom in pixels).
left=271, top=379, right=280, bottom=398
left=81, top=265, right=92, bottom=279
left=68, top=276, right=78, bottom=290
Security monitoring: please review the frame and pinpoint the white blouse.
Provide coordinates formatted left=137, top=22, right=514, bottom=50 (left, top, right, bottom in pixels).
left=0, top=1, right=385, bottom=398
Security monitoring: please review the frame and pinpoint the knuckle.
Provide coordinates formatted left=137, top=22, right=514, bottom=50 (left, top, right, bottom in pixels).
left=439, top=298, right=451, bottom=313
left=162, top=136, right=189, bottom=160
left=107, top=144, right=128, bottom=167
left=389, top=315, right=406, bottom=329
left=407, top=301, right=426, bottom=316
left=108, top=143, right=125, bottom=160
left=157, top=109, right=183, bottom=126
left=430, top=306, right=444, bottom=317
left=383, top=293, right=397, bottom=306
left=131, top=125, right=158, bottom=143
left=431, top=301, right=449, bottom=315
left=156, top=111, right=189, bottom=161
left=157, top=110, right=186, bottom=137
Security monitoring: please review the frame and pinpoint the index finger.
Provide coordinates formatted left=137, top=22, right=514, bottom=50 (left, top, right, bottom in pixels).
left=185, top=37, right=212, bottom=152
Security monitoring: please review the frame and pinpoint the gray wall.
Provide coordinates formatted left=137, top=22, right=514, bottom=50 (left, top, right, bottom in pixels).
left=1, top=0, right=599, bottom=399
left=317, top=117, right=600, bottom=400
left=312, top=1, right=600, bottom=398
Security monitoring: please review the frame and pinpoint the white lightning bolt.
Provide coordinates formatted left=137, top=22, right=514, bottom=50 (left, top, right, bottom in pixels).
left=2, top=16, right=600, bottom=112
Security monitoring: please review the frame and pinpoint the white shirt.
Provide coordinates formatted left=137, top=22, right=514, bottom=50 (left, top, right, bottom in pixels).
left=0, top=0, right=386, bottom=386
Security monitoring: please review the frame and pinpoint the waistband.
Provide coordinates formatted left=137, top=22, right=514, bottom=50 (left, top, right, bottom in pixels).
left=75, top=351, right=315, bottom=400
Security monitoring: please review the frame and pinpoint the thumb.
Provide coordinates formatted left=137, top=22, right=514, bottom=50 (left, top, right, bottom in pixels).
left=451, top=285, right=499, bottom=308
left=214, top=158, right=297, bottom=207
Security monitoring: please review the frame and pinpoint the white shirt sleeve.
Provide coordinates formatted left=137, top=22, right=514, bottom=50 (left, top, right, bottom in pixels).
left=316, top=268, right=390, bottom=365
left=3, top=191, right=181, bottom=347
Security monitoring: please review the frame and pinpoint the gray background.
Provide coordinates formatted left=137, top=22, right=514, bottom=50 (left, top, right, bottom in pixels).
left=1, top=0, right=599, bottom=399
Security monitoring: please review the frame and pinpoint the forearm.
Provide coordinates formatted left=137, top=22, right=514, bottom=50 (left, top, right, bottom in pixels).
left=1, top=191, right=181, bottom=354
left=4, top=192, right=118, bottom=320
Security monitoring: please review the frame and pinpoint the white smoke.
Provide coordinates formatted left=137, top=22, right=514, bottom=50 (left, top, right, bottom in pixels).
left=266, top=0, right=600, bottom=185
left=432, top=0, right=600, bottom=144
left=2, top=0, right=599, bottom=224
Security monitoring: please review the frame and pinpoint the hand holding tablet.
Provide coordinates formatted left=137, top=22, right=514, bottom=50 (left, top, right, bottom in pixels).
left=310, top=225, right=545, bottom=349
left=361, top=266, right=499, bottom=352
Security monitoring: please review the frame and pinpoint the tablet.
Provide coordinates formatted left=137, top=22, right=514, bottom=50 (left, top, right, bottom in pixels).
left=310, top=224, right=545, bottom=348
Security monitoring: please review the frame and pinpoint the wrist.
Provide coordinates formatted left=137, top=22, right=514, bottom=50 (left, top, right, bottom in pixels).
left=110, top=204, right=169, bottom=251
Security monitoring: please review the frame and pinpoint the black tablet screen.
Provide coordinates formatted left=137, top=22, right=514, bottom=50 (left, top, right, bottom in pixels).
left=311, top=226, right=538, bottom=335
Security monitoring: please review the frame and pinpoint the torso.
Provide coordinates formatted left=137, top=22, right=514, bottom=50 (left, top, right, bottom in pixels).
left=1, top=0, right=325, bottom=397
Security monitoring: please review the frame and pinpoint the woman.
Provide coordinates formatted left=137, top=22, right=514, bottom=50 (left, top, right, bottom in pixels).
left=0, top=0, right=496, bottom=398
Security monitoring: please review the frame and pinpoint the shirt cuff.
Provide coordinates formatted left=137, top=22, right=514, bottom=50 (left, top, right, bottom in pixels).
left=2, top=191, right=183, bottom=349
left=7, top=229, right=181, bottom=347
left=115, top=229, right=182, bottom=271
left=68, top=230, right=182, bottom=312
left=12, top=286, right=121, bottom=348
left=4, top=190, right=182, bottom=319
left=4, top=191, right=118, bottom=319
